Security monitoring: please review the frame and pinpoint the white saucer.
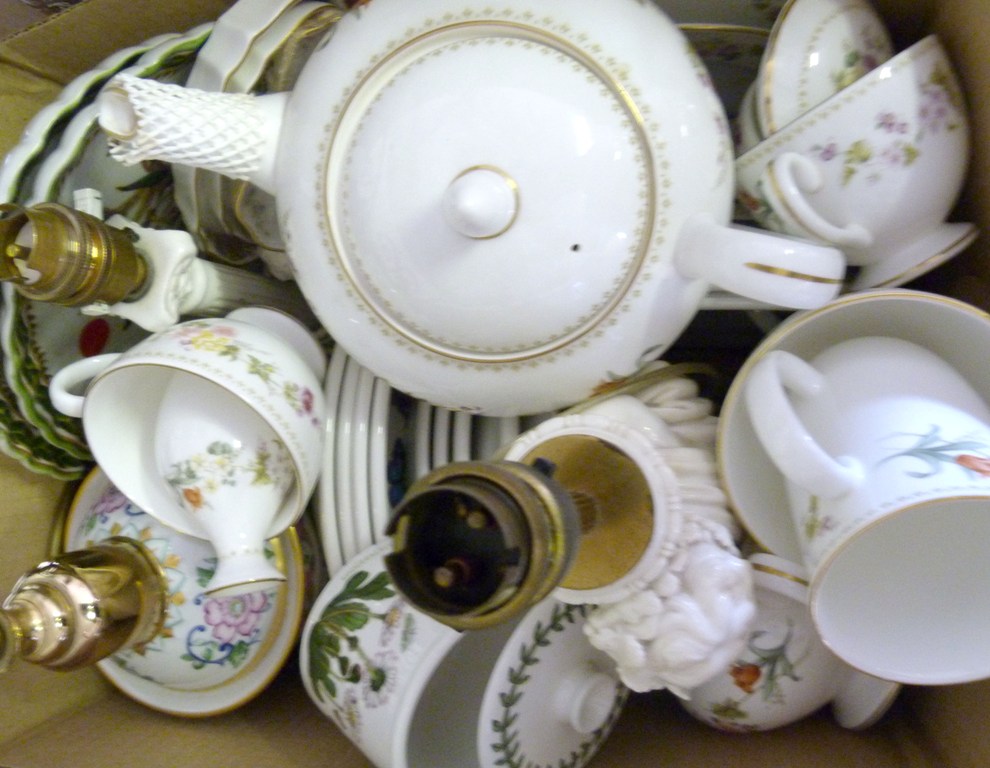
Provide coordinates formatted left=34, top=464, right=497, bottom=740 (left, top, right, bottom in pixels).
left=831, top=670, right=902, bottom=730
left=431, top=406, right=452, bottom=470
left=451, top=410, right=473, bottom=462
left=413, top=399, right=433, bottom=481
left=349, top=361, right=376, bottom=554
left=717, top=288, right=990, bottom=562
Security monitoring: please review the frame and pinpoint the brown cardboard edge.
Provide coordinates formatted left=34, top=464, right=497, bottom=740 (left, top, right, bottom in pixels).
left=0, top=0, right=234, bottom=158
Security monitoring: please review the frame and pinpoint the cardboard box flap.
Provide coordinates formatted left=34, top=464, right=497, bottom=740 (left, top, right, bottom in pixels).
left=0, top=0, right=233, bottom=158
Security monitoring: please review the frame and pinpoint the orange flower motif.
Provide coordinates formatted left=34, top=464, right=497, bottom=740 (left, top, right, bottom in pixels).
left=955, top=454, right=990, bottom=476
left=730, top=663, right=761, bottom=693
left=182, top=487, right=204, bottom=509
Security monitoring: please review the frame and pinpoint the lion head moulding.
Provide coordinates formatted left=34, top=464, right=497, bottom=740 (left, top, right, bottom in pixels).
left=96, top=0, right=845, bottom=415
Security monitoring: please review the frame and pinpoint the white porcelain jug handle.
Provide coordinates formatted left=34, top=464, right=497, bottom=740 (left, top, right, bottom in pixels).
left=48, top=353, right=120, bottom=418
left=761, top=152, right=874, bottom=249
left=674, top=212, right=845, bottom=309
left=743, top=350, right=864, bottom=499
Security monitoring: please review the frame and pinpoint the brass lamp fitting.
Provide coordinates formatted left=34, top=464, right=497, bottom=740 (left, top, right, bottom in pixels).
left=385, top=460, right=581, bottom=631
left=0, top=537, right=167, bottom=672
left=0, top=202, right=148, bottom=307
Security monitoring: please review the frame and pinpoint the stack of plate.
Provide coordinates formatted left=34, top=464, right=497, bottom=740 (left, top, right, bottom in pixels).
left=314, top=342, right=547, bottom=574
left=0, top=23, right=213, bottom=479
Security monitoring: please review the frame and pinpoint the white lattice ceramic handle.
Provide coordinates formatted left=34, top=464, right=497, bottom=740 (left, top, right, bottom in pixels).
left=97, top=73, right=286, bottom=193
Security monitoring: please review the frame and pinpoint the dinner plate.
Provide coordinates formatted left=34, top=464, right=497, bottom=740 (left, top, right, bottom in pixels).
left=367, top=373, right=393, bottom=541
left=334, top=353, right=361, bottom=564
left=431, top=406, right=452, bottom=472
left=7, top=26, right=211, bottom=462
left=451, top=410, right=472, bottom=462
left=0, top=31, right=179, bottom=204
left=315, top=342, right=349, bottom=574
left=413, top=399, right=433, bottom=482
left=349, top=361, right=376, bottom=555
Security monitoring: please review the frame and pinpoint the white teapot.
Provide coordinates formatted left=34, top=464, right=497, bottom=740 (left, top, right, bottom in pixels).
left=97, top=0, right=844, bottom=415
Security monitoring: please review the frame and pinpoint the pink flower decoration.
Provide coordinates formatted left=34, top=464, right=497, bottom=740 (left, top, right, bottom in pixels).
left=203, top=591, right=270, bottom=644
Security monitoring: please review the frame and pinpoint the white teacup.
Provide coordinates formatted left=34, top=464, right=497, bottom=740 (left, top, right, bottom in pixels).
left=680, top=554, right=899, bottom=731
left=736, top=35, right=976, bottom=291
left=49, top=307, right=326, bottom=595
left=744, top=335, right=990, bottom=684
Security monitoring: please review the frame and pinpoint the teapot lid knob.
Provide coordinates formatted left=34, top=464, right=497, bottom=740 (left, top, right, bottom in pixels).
left=441, top=166, right=519, bottom=239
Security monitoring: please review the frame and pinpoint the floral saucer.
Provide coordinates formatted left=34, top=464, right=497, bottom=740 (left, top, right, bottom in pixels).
left=63, top=466, right=305, bottom=716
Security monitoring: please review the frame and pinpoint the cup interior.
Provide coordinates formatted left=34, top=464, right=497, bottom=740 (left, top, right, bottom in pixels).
left=812, top=496, right=990, bottom=684
left=83, top=363, right=305, bottom=540
left=404, top=619, right=521, bottom=768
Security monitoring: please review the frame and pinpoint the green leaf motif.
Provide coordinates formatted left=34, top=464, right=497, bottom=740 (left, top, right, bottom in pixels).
left=487, top=603, right=623, bottom=768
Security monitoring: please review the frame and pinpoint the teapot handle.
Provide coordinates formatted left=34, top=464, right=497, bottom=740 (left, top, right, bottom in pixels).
left=742, top=349, right=864, bottom=499
left=760, top=152, right=873, bottom=249
left=674, top=212, right=845, bottom=309
left=49, top=353, right=120, bottom=418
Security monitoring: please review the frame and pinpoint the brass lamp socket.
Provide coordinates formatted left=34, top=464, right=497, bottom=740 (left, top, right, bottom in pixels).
left=385, top=460, right=581, bottom=631
left=0, top=202, right=147, bottom=307
left=0, top=537, right=167, bottom=672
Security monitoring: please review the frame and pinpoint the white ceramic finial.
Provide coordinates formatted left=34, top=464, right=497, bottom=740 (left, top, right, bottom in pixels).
left=441, top=166, right=518, bottom=239
left=556, top=669, right=621, bottom=734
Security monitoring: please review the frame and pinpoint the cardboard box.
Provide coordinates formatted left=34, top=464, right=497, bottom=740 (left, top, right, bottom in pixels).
left=0, top=0, right=988, bottom=765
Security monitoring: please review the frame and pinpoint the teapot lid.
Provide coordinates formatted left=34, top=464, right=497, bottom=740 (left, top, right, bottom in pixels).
left=327, top=24, right=654, bottom=365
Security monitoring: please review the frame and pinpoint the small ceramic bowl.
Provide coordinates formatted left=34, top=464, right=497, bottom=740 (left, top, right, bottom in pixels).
left=679, top=554, right=899, bottom=731
left=737, top=35, right=976, bottom=290
left=756, top=0, right=893, bottom=134
left=63, top=467, right=306, bottom=716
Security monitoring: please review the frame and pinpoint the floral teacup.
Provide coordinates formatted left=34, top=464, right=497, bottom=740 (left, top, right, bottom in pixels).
left=744, top=335, right=990, bottom=685
left=50, top=307, right=326, bottom=594
left=64, top=467, right=306, bottom=716
left=736, top=35, right=976, bottom=290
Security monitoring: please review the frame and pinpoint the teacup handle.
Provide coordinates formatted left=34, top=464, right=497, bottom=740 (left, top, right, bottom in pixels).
left=674, top=212, right=845, bottom=309
left=761, top=152, right=873, bottom=249
left=49, top=353, right=120, bottom=418
left=743, top=349, right=864, bottom=499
